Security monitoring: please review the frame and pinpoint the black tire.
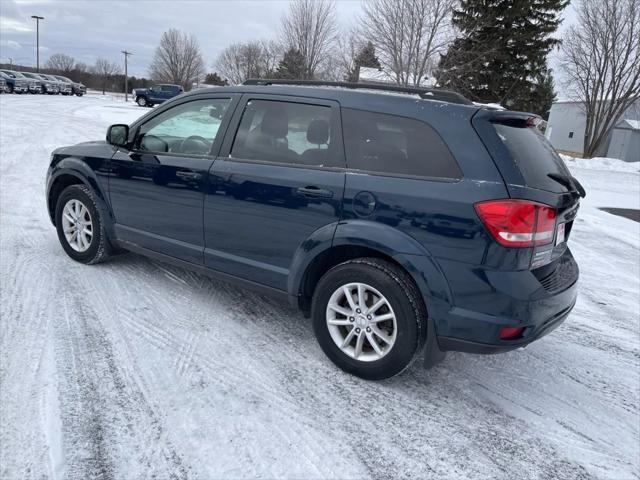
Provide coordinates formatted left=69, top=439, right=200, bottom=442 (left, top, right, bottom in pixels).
left=7, top=84, right=13, bottom=94
left=311, top=257, right=427, bottom=380
left=136, top=96, right=148, bottom=107
left=55, top=184, right=111, bottom=264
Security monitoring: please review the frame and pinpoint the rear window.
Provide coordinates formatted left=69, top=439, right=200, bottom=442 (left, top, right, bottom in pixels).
left=342, top=109, right=462, bottom=180
left=494, top=123, right=571, bottom=192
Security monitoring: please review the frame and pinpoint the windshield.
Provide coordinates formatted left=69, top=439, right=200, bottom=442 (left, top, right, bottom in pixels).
left=493, top=122, right=572, bottom=193
left=12, top=72, right=26, bottom=78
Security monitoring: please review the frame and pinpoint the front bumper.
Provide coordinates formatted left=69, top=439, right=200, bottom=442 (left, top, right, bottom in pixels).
left=14, top=84, right=29, bottom=93
left=432, top=248, right=579, bottom=354
left=29, top=85, right=42, bottom=93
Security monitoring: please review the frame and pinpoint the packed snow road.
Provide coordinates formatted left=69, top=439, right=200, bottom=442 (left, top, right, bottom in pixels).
left=1, top=94, right=638, bottom=480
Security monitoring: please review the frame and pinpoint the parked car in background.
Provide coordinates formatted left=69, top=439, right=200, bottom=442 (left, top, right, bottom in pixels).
left=21, top=72, right=58, bottom=94
left=53, top=75, right=86, bottom=96
left=45, top=80, right=584, bottom=380
left=0, top=77, right=7, bottom=93
left=39, top=74, right=72, bottom=95
left=0, top=70, right=31, bottom=94
left=133, top=84, right=183, bottom=107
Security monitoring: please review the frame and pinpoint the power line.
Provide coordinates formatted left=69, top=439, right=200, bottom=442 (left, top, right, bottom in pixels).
left=121, top=50, right=133, bottom=102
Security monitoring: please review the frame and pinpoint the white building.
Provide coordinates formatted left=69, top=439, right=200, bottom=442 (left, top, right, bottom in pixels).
left=546, top=99, right=640, bottom=162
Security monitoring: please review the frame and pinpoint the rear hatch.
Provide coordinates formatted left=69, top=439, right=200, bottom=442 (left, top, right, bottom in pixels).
left=472, top=109, right=584, bottom=270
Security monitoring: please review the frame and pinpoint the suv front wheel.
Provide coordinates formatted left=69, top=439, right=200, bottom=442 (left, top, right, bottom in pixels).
left=55, top=184, right=111, bottom=264
left=311, top=258, right=427, bottom=380
left=136, top=96, right=148, bottom=107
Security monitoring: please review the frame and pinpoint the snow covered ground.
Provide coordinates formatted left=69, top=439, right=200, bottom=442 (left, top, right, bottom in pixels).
left=0, top=94, right=638, bottom=479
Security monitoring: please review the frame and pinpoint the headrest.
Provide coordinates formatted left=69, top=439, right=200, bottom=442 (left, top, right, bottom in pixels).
left=307, top=119, right=329, bottom=144
left=260, top=106, right=289, bottom=138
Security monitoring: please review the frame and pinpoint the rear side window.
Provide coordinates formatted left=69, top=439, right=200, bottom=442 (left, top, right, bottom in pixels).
left=231, top=99, right=337, bottom=167
left=341, top=109, right=461, bottom=180
left=494, top=123, right=571, bottom=192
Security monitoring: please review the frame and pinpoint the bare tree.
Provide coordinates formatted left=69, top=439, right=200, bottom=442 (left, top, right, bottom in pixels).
left=149, top=29, right=205, bottom=89
left=93, top=58, right=122, bottom=94
left=360, top=0, right=454, bottom=86
left=561, top=0, right=640, bottom=157
left=280, top=0, right=337, bottom=79
left=45, top=53, right=75, bottom=72
left=215, top=40, right=283, bottom=84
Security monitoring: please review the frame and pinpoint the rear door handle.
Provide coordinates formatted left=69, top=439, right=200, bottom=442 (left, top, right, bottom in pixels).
left=176, top=171, right=202, bottom=181
left=297, top=186, right=333, bottom=198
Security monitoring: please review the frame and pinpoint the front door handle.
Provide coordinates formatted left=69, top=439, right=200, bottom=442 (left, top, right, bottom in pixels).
left=176, top=171, right=202, bottom=181
left=297, top=186, right=333, bottom=198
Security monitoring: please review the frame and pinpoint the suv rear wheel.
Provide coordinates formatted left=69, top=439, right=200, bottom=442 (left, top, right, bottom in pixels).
left=55, top=185, right=110, bottom=264
left=311, top=258, right=427, bottom=380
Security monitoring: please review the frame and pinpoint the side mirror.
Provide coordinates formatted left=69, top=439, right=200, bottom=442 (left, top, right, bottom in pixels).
left=106, top=124, right=129, bottom=147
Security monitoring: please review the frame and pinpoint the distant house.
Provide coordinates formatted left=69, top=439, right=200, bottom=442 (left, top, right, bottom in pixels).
left=546, top=99, right=640, bottom=162
left=358, top=67, right=395, bottom=84
left=357, top=67, right=437, bottom=87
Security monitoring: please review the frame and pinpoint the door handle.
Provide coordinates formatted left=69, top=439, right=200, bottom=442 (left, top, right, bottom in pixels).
left=296, top=186, right=333, bottom=198
left=176, top=171, right=202, bottom=181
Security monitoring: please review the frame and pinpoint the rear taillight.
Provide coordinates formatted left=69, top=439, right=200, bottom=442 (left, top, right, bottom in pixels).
left=475, top=200, right=556, bottom=248
left=499, top=326, right=524, bottom=340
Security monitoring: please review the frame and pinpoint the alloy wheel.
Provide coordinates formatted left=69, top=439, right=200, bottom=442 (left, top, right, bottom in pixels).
left=325, top=282, right=398, bottom=362
left=61, top=199, right=93, bottom=252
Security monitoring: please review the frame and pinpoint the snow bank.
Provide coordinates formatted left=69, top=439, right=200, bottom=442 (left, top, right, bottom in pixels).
left=560, top=153, right=640, bottom=173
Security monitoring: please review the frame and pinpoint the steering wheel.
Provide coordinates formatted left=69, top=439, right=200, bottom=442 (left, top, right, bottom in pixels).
left=177, top=135, right=211, bottom=155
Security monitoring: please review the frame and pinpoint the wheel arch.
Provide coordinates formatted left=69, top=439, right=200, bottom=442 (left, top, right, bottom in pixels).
left=47, top=162, right=113, bottom=233
left=289, top=220, right=453, bottom=317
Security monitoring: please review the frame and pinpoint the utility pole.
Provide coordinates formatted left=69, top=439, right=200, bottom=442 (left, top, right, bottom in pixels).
left=122, top=50, right=132, bottom=102
left=31, top=16, right=44, bottom=72
left=8, top=58, right=13, bottom=68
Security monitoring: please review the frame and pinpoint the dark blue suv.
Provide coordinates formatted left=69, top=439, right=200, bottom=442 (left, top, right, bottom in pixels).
left=133, top=84, right=183, bottom=107
left=46, top=80, right=582, bottom=379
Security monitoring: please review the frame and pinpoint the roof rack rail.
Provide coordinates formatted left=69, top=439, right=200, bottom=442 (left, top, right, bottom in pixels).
left=243, top=79, right=473, bottom=105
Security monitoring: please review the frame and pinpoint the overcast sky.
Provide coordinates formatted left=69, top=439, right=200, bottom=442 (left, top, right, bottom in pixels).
left=1, top=0, right=576, bottom=83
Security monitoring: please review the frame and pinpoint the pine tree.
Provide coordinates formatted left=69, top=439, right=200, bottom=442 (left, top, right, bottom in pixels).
left=437, top=0, right=567, bottom=117
left=347, top=41, right=383, bottom=82
left=204, top=72, right=228, bottom=86
left=274, top=48, right=306, bottom=79
left=355, top=41, right=381, bottom=70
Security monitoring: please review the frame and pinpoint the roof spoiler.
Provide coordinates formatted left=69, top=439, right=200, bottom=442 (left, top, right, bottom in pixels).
left=243, top=78, right=474, bottom=106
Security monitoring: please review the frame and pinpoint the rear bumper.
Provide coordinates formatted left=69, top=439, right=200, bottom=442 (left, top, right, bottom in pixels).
left=431, top=248, right=579, bottom=353
left=437, top=300, right=575, bottom=353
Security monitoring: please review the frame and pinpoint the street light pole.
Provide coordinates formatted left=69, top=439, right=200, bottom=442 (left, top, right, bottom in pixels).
left=121, top=50, right=132, bottom=102
left=31, top=15, right=44, bottom=72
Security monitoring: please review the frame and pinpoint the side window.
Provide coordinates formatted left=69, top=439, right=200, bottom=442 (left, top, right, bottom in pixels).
left=161, top=85, right=175, bottom=92
left=230, top=99, right=334, bottom=167
left=342, top=108, right=462, bottom=180
left=136, top=98, right=231, bottom=156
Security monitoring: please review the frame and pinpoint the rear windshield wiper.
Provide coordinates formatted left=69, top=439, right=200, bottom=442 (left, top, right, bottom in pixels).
left=547, top=173, right=586, bottom=198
